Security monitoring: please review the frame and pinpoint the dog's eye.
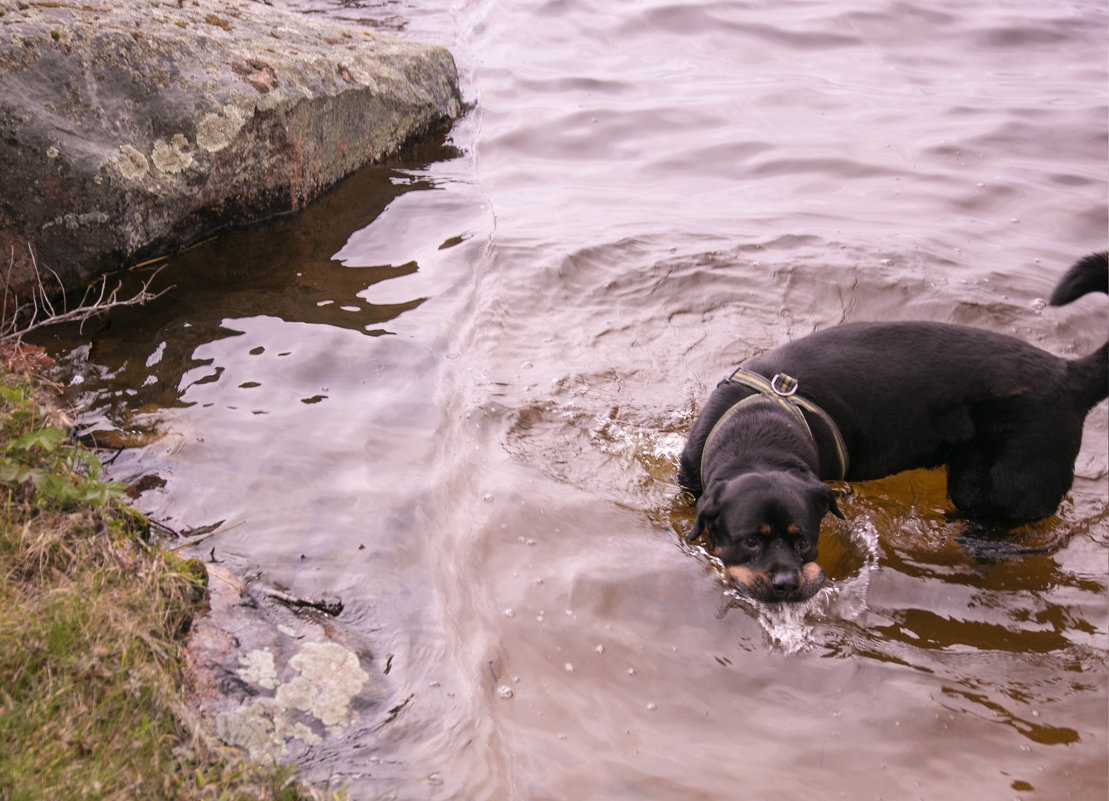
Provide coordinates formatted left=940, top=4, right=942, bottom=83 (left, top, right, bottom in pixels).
left=741, top=536, right=760, bottom=551
left=794, top=538, right=811, bottom=553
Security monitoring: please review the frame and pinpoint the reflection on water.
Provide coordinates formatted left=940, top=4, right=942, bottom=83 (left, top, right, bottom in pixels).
left=32, top=0, right=1108, bottom=798
left=55, top=134, right=470, bottom=443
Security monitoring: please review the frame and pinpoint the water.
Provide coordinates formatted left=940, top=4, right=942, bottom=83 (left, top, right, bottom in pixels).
left=33, top=0, right=1107, bottom=798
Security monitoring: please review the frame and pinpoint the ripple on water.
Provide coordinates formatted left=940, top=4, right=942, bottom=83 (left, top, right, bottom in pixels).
left=29, top=0, right=1109, bottom=796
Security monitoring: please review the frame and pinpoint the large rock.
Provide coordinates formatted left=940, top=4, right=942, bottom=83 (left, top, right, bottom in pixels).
left=0, top=0, right=461, bottom=302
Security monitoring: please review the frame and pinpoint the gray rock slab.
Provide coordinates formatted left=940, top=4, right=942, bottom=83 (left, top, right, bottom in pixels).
left=0, top=0, right=461, bottom=299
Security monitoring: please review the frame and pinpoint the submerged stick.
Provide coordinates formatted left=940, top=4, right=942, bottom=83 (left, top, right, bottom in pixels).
left=168, top=519, right=246, bottom=552
left=262, top=586, right=344, bottom=617
left=203, top=561, right=343, bottom=617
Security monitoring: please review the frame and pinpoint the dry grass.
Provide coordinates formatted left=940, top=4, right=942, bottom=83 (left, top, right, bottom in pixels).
left=0, top=353, right=340, bottom=801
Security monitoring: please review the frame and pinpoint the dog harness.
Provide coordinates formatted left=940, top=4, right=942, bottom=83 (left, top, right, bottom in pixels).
left=699, top=367, right=850, bottom=484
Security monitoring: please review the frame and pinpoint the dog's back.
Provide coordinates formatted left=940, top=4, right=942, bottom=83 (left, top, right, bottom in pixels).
left=679, top=252, right=1107, bottom=523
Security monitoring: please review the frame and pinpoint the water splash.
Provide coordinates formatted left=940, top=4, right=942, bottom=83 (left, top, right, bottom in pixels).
left=728, top=516, right=882, bottom=655
left=589, top=411, right=687, bottom=474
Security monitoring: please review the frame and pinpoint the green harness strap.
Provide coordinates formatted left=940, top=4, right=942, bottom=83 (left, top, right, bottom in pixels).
left=699, top=367, right=850, bottom=484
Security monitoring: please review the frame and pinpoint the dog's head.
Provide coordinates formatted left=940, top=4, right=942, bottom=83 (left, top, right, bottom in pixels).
left=692, top=471, right=842, bottom=603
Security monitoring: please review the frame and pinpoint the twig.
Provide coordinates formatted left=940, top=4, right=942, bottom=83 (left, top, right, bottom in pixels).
left=262, top=587, right=344, bottom=617
left=127, top=254, right=170, bottom=271
left=147, top=518, right=182, bottom=539
left=31, top=250, right=62, bottom=320
left=204, top=562, right=246, bottom=593
left=202, top=562, right=344, bottom=617
left=0, top=244, right=173, bottom=343
left=167, top=519, right=246, bottom=552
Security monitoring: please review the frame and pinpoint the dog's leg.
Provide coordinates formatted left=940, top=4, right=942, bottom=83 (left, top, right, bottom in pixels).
left=947, top=431, right=1082, bottom=524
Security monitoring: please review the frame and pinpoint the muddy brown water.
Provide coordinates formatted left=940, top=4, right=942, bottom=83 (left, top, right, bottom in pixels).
left=33, top=0, right=1107, bottom=798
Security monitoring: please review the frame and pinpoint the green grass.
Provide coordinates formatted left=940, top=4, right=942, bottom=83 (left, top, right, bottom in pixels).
left=0, top=361, right=339, bottom=801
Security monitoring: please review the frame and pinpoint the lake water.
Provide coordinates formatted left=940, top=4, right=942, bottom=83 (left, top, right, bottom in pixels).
left=35, top=0, right=1107, bottom=798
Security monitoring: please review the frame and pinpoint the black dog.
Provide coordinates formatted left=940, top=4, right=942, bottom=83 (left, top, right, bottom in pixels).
left=678, top=253, right=1108, bottom=603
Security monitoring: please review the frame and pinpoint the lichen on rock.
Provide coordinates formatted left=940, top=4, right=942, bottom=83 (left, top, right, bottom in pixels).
left=0, top=0, right=462, bottom=303
left=218, top=640, right=371, bottom=761
left=277, top=642, right=371, bottom=729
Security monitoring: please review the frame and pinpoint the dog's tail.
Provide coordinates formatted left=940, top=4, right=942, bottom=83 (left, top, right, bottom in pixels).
left=1050, top=251, right=1108, bottom=306
left=1050, top=251, right=1108, bottom=410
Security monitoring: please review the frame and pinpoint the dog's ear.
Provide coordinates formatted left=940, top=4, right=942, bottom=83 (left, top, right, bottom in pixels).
left=689, top=485, right=722, bottom=543
left=806, top=476, right=844, bottom=520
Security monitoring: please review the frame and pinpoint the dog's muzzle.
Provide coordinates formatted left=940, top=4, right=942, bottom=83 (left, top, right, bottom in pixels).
left=726, top=561, right=825, bottom=603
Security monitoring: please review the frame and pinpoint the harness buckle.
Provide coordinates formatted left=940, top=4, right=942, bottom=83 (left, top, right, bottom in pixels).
left=770, top=372, right=799, bottom=397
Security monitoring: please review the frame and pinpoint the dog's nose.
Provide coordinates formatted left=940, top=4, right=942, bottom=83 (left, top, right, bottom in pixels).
left=769, top=568, right=800, bottom=598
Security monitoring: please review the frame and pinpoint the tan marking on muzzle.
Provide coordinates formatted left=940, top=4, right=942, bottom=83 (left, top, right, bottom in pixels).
left=726, top=561, right=826, bottom=602
left=801, top=561, right=824, bottom=587
left=725, top=564, right=761, bottom=587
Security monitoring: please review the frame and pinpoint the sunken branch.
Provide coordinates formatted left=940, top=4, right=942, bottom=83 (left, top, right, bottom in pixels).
left=1, top=244, right=171, bottom=343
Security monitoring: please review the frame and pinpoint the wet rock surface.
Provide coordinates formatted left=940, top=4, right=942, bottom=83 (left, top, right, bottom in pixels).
left=0, top=0, right=461, bottom=297
left=187, top=559, right=384, bottom=764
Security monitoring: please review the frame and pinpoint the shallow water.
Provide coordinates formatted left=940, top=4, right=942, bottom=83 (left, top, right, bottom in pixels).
left=34, top=0, right=1107, bottom=798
